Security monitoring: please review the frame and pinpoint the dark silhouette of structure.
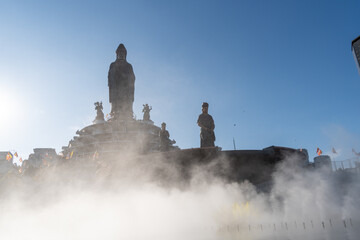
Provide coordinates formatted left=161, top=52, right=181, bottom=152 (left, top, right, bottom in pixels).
left=93, top=102, right=105, bottom=124
left=159, top=122, right=172, bottom=151
left=352, top=36, right=360, bottom=74
left=142, top=104, right=152, bottom=121
left=197, top=102, right=215, bottom=148
left=57, top=43, right=309, bottom=190
left=108, top=44, right=135, bottom=119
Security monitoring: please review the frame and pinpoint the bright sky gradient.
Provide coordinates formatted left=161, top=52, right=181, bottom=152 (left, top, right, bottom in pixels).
left=1, top=0, right=360, bottom=163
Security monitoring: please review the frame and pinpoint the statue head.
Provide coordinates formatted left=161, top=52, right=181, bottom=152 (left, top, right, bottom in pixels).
left=161, top=122, right=166, bottom=130
left=94, top=101, right=103, bottom=111
left=116, top=43, right=127, bottom=60
left=202, top=102, right=209, bottom=114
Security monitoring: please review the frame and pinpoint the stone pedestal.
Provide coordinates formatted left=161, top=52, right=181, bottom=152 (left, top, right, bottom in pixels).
left=62, top=119, right=177, bottom=159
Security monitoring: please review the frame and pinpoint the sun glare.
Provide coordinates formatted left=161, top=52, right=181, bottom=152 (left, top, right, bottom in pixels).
left=0, top=86, right=24, bottom=132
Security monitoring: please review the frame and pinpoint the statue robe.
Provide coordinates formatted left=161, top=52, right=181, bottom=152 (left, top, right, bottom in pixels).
left=108, top=59, right=135, bottom=118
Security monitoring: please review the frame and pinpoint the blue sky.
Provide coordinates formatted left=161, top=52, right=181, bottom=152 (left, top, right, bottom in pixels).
left=1, top=0, right=360, bottom=163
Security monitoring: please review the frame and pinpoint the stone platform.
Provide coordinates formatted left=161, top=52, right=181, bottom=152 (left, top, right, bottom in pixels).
left=62, top=119, right=178, bottom=159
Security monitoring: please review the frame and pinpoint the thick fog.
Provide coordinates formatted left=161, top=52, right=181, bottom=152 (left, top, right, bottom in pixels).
left=0, top=151, right=359, bottom=240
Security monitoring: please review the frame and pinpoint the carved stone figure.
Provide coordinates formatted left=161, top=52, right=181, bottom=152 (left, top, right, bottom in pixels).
left=197, top=102, right=215, bottom=148
left=159, top=122, right=171, bottom=151
left=142, top=104, right=152, bottom=121
left=108, top=43, right=135, bottom=120
left=93, top=101, right=105, bottom=123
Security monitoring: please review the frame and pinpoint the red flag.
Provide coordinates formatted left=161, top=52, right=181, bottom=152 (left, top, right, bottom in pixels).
left=316, top=148, right=322, bottom=156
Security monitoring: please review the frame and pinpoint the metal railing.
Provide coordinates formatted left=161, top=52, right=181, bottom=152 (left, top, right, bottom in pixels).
left=332, top=157, right=360, bottom=171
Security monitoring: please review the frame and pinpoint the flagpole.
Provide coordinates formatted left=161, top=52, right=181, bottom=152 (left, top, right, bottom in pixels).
left=233, top=123, right=237, bottom=150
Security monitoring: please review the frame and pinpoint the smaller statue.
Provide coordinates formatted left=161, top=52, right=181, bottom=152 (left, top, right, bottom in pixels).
left=93, top=101, right=105, bottom=124
left=197, top=102, right=215, bottom=148
left=159, top=122, right=176, bottom=152
left=142, top=104, right=152, bottom=121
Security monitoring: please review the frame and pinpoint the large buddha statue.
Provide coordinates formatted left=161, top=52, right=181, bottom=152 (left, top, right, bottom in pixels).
left=108, top=44, right=135, bottom=119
